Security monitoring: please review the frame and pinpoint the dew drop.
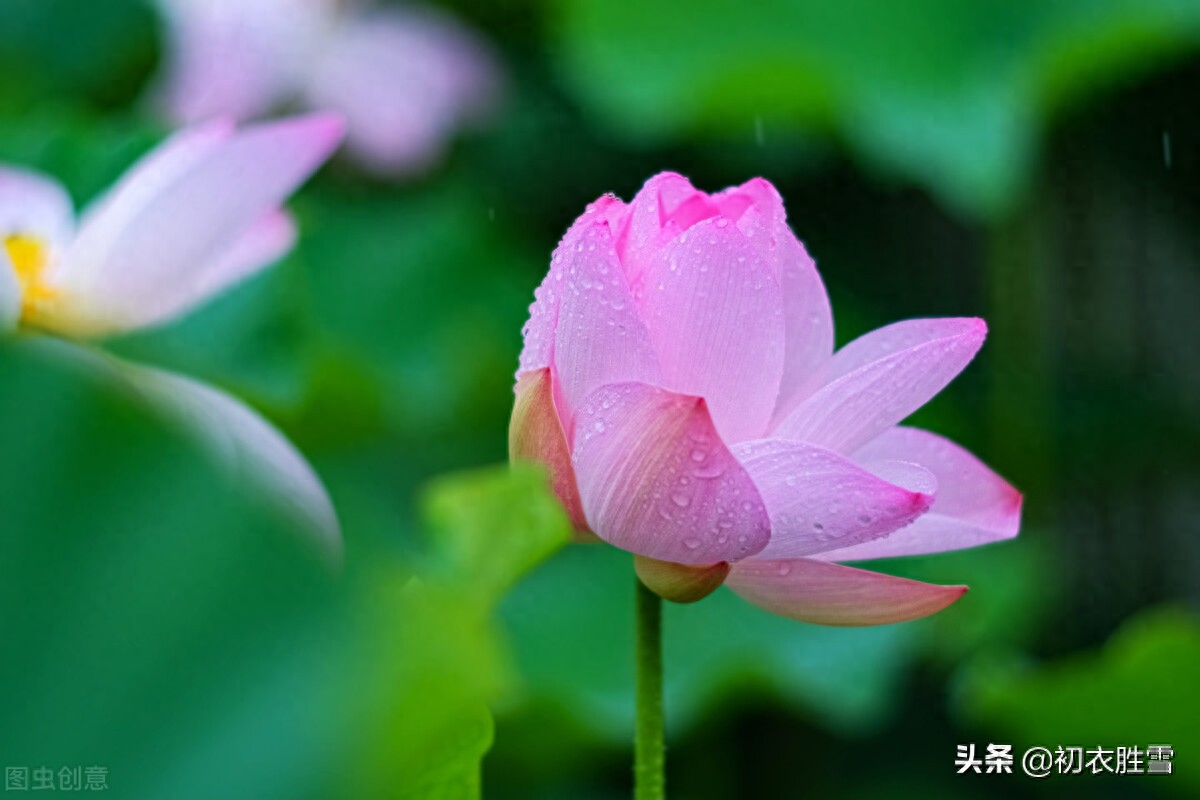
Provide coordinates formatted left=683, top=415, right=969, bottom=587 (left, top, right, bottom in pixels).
left=683, top=537, right=701, bottom=550
left=777, top=562, right=792, bottom=576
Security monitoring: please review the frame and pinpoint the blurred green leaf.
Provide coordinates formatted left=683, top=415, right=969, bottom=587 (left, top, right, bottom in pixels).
left=423, top=464, right=573, bottom=608
left=958, top=606, right=1200, bottom=795
left=0, top=340, right=565, bottom=799
left=0, top=0, right=156, bottom=112
left=295, top=179, right=538, bottom=448
left=553, top=0, right=1200, bottom=217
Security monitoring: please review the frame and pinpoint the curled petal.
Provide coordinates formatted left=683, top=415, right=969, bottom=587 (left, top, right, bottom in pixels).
left=617, top=172, right=719, bottom=286
left=116, top=360, right=341, bottom=561
left=817, top=426, right=1022, bottom=561
left=54, top=114, right=343, bottom=337
left=727, top=558, right=966, bottom=626
left=571, top=382, right=770, bottom=565
left=39, top=340, right=341, bottom=561
left=509, top=368, right=587, bottom=532
left=552, top=216, right=660, bottom=432
left=636, top=215, right=785, bottom=443
left=731, top=438, right=934, bottom=559
left=772, top=318, right=986, bottom=453
left=0, top=167, right=75, bottom=245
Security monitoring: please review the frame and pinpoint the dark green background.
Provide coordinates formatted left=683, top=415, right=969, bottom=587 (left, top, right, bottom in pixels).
left=0, top=0, right=1197, bottom=797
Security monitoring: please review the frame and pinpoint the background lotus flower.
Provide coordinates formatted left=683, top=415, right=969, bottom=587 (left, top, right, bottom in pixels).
left=150, top=0, right=500, bottom=177
left=511, top=173, right=1022, bottom=625
left=0, top=113, right=344, bottom=557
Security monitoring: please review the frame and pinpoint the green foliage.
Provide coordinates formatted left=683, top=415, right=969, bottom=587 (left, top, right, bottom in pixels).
left=502, top=544, right=925, bottom=739
left=422, top=464, right=574, bottom=607
left=0, top=340, right=567, bottom=799
left=958, top=606, right=1200, bottom=795
left=554, top=0, right=1200, bottom=217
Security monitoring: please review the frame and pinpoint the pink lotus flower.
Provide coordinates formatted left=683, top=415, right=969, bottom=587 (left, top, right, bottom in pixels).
left=511, top=173, right=1022, bottom=625
left=0, top=114, right=345, bottom=557
left=150, top=0, right=499, bottom=176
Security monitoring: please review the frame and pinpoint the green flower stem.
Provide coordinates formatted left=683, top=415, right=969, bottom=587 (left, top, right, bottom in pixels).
left=635, top=576, right=665, bottom=800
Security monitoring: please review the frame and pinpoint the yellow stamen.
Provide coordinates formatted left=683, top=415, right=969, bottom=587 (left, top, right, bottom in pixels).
left=4, top=234, right=58, bottom=321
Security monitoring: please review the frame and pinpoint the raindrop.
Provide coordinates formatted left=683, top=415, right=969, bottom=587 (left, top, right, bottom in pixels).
left=670, top=492, right=691, bottom=508
left=683, top=537, right=701, bottom=550
left=777, top=562, right=792, bottom=576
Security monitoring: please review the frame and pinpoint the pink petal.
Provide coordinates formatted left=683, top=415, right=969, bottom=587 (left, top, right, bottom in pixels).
left=816, top=426, right=1022, bottom=561
left=570, top=382, right=771, bottom=564
left=552, top=214, right=660, bottom=433
left=152, top=0, right=329, bottom=124
left=615, top=172, right=718, bottom=287
left=54, top=114, right=343, bottom=337
left=635, top=214, right=785, bottom=443
left=727, top=557, right=967, bottom=626
left=509, top=367, right=588, bottom=532
left=305, top=7, right=500, bottom=175
left=203, top=208, right=297, bottom=280
left=176, top=210, right=297, bottom=315
left=0, top=167, right=75, bottom=246
left=772, top=318, right=987, bottom=453
left=731, top=438, right=934, bottom=559
left=517, top=195, right=626, bottom=378
left=714, top=178, right=834, bottom=418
